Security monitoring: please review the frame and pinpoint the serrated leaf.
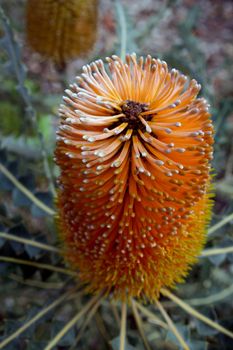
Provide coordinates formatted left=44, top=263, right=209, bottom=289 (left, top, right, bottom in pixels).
left=50, top=320, right=76, bottom=347
left=226, top=252, right=233, bottom=263
left=19, top=174, right=35, bottom=191
left=2, top=319, right=22, bottom=335
left=166, top=323, right=190, bottom=348
left=0, top=237, right=5, bottom=248
left=8, top=160, right=18, bottom=175
left=12, top=188, right=32, bottom=207
left=9, top=224, right=30, bottom=238
left=0, top=160, right=18, bottom=191
left=0, top=173, right=14, bottom=190
left=32, top=321, right=51, bottom=342
left=30, top=192, right=53, bottom=218
left=0, top=262, right=9, bottom=273
left=0, top=100, right=22, bottom=136
left=25, top=244, right=41, bottom=259
left=1, top=136, right=41, bottom=159
left=0, top=203, right=7, bottom=216
left=26, top=341, right=48, bottom=350
left=0, top=150, right=7, bottom=164
left=20, top=263, right=37, bottom=279
left=23, top=307, right=54, bottom=335
left=12, top=174, right=35, bottom=207
left=187, top=340, right=208, bottom=350
left=9, top=240, right=25, bottom=255
left=17, top=84, right=30, bottom=101
left=0, top=336, right=21, bottom=350
left=195, top=318, right=218, bottom=336
left=0, top=36, right=9, bottom=49
left=3, top=60, right=14, bottom=75
left=208, top=253, right=226, bottom=266
left=0, top=340, right=20, bottom=350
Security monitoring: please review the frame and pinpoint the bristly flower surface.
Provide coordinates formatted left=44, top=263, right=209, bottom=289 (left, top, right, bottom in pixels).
left=26, top=0, right=98, bottom=68
left=55, top=54, right=214, bottom=301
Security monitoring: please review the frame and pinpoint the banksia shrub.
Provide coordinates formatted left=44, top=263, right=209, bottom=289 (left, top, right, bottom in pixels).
left=26, top=0, right=98, bottom=67
left=55, top=54, right=214, bottom=301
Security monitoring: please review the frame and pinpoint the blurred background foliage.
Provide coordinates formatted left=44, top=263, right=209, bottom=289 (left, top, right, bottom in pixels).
left=0, top=0, right=233, bottom=349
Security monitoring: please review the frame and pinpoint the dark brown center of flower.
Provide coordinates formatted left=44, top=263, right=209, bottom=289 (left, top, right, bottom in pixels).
left=122, top=100, right=148, bottom=120
left=110, top=100, right=154, bottom=134
left=121, top=100, right=150, bottom=131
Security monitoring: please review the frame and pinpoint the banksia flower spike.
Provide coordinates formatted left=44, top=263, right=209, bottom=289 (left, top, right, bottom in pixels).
left=55, top=54, right=214, bottom=301
left=26, top=0, right=98, bottom=68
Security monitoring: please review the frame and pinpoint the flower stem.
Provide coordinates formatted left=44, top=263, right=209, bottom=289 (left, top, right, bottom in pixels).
left=183, top=283, right=233, bottom=306
left=0, top=256, right=76, bottom=276
left=131, top=299, right=152, bottom=350
left=44, top=293, right=102, bottom=350
left=9, top=273, right=64, bottom=290
left=134, top=301, right=168, bottom=329
left=0, top=7, right=56, bottom=196
left=161, top=288, right=233, bottom=339
left=69, top=298, right=102, bottom=350
left=155, top=299, right=190, bottom=350
left=0, top=163, right=55, bottom=216
left=201, top=245, right=233, bottom=257
left=0, top=288, right=76, bottom=349
left=120, top=302, right=127, bottom=350
left=115, top=0, right=127, bottom=61
left=0, top=231, right=60, bottom=253
left=208, top=211, right=233, bottom=236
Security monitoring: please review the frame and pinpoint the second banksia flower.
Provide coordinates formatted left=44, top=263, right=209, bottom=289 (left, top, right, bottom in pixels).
left=26, top=0, right=98, bottom=68
left=55, top=54, right=214, bottom=300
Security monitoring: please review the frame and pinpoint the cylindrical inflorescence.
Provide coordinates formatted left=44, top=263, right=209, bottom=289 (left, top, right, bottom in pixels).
left=55, top=54, right=214, bottom=301
left=26, top=0, right=98, bottom=67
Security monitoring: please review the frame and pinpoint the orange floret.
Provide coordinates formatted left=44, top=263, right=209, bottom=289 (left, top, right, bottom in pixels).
left=55, top=54, right=214, bottom=300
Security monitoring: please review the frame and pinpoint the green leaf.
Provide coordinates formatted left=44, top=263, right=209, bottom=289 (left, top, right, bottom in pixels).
left=110, top=336, right=137, bottom=350
left=187, top=340, right=208, bottom=350
left=30, top=192, right=53, bottom=218
left=0, top=173, right=13, bottom=191
left=208, top=254, right=226, bottom=266
left=0, top=237, right=5, bottom=248
left=12, top=188, right=32, bottom=207
left=195, top=318, right=218, bottom=336
left=8, top=224, right=30, bottom=255
left=12, top=174, right=35, bottom=207
left=26, top=341, right=48, bottom=350
left=50, top=320, right=76, bottom=347
left=166, top=323, right=190, bottom=348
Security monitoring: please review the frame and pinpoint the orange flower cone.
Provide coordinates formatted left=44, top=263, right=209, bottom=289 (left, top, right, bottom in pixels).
left=26, top=0, right=98, bottom=68
left=55, top=54, right=214, bottom=301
